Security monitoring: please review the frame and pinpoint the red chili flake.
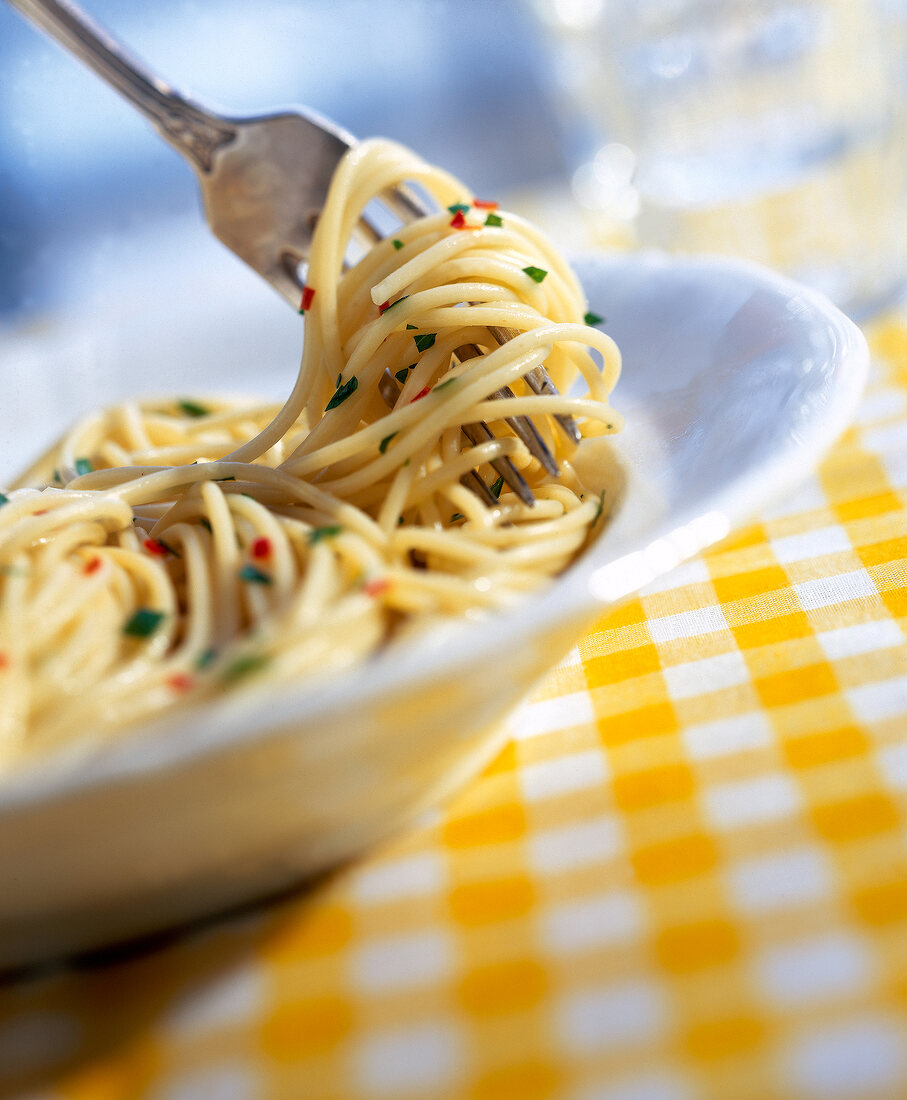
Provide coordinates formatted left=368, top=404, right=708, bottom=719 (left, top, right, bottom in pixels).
left=33, top=509, right=47, bottom=516
left=378, top=299, right=391, bottom=314
left=473, top=199, right=499, bottom=209
left=0, top=653, right=8, bottom=670
left=449, top=211, right=467, bottom=229
left=363, top=577, right=390, bottom=597
left=144, top=538, right=168, bottom=557
left=298, top=286, right=316, bottom=313
left=410, top=385, right=431, bottom=403
left=167, top=672, right=194, bottom=693
left=251, top=536, right=271, bottom=560
left=83, top=557, right=102, bottom=575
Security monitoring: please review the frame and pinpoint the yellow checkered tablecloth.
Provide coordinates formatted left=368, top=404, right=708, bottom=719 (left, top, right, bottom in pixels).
left=2, top=316, right=906, bottom=1100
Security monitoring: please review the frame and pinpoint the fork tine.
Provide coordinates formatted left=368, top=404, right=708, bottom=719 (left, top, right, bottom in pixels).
left=491, top=385, right=559, bottom=476
left=380, top=184, right=430, bottom=224
left=461, top=468, right=500, bottom=508
left=453, top=343, right=557, bottom=477
left=488, top=325, right=581, bottom=444
left=459, top=421, right=535, bottom=506
left=379, top=368, right=535, bottom=508
left=522, top=366, right=582, bottom=444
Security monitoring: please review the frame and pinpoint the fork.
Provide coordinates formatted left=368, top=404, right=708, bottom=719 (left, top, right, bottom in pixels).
left=9, top=0, right=579, bottom=505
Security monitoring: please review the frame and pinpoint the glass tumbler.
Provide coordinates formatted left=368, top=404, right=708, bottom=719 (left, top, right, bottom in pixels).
left=534, top=0, right=907, bottom=317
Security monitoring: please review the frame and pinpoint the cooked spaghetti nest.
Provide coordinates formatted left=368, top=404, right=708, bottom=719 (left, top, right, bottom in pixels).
left=0, top=138, right=622, bottom=764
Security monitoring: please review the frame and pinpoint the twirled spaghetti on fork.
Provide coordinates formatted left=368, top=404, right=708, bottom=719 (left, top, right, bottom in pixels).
left=0, top=138, right=622, bottom=763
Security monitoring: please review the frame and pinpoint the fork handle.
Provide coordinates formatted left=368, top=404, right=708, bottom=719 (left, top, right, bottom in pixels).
left=7, top=0, right=235, bottom=171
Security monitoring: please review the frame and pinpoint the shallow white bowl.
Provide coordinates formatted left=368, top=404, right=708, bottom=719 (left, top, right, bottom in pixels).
left=0, top=252, right=867, bottom=970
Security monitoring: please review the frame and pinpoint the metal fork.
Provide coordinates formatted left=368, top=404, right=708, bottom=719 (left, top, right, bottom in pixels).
left=9, top=0, right=579, bottom=505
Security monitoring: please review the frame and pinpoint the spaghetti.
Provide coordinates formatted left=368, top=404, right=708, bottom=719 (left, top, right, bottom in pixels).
left=0, top=139, right=622, bottom=764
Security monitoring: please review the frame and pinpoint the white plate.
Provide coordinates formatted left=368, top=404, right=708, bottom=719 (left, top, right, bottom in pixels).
left=0, top=252, right=868, bottom=970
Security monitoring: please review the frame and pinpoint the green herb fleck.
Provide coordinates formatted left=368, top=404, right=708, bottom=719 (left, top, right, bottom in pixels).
left=52, top=469, right=61, bottom=484
left=325, top=375, right=359, bottom=411
left=522, top=266, right=548, bottom=284
left=484, top=213, right=503, bottom=227
left=448, top=202, right=470, bottom=214
left=213, top=475, right=236, bottom=482
left=196, top=647, right=217, bottom=669
left=394, top=365, right=413, bottom=384
left=222, top=653, right=269, bottom=683
left=383, top=294, right=409, bottom=312
left=0, top=492, right=7, bottom=507
left=406, top=323, right=418, bottom=330
left=413, top=332, right=436, bottom=352
left=594, top=489, right=606, bottom=521
left=74, top=457, right=93, bottom=476
left=123, top=607, right=164, bottom=638
left=199, top=517, right=212, bottom=532
left=583, top=311, right=605, bottom=326
left=379, top=432, right=398, bottom=454
left=239, top=563, right=272, bottom=585
left=308, top=524, right=342, bottom=544
left=178, top=399, right=208, bottom=418
left=433, top=376, right=457, bottom=391
left=450, top=512, right=465, bottom=522
left=490, top=475, right=504, bottom=498
left=392, top=238, right=404, bottom=250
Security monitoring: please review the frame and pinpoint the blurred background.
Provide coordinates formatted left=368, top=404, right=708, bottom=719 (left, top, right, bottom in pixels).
left=1, top=0, right=906, bottom=328
left=0, top=0, right=569, bottom=326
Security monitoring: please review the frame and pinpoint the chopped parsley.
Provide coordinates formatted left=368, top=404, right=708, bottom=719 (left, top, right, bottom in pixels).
left=584, top=311, right=605, bottom=326
left=392, top=238, right=404, bottom=250
left=123, top=608, right=164, bottom=638
left=74, top=457, right=93, bottom=476
left=433, top=376, right=458, bottom=391
left=380, top=294, right=409, bottom=314
left=379, top=432, right=397, bottom=454
left=0, top=493, right=7, bottom=507
left=222, top=653, right=269, bottom=683
left=325, top=375, right=358, bottom=411
left=447, top=202, right=470, bottom=214
left=450, top=513, right=465, bottom=522
left=413, top=332, right=436, bottom=352
left=490, top=475, right=504, bottom=498
left=522, top=266, right=548, bottom=284
left=406, top=323, right=418, bottom=330
left=394, top=365, right=413, bottom=384
left=484, top=213, right=503, bottom=228
left=196, top=647, right=218, bottom=669
left=239, top=564, right=272, bottom=585
left=594, top=489, right=606, bottom=521
left=178, top=399, right=209, bottom=417
left=308, top=524, right=342, bottom=544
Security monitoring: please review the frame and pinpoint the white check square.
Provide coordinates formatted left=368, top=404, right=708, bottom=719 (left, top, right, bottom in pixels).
left=662, top=650, right=750, bottom=699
